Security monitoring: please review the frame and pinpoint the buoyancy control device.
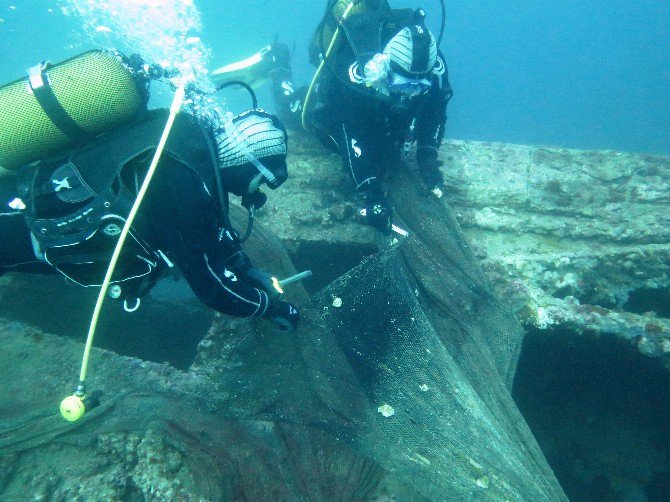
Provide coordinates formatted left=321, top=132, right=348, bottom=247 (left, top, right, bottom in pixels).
left=309, top=0, right=390, bottom=67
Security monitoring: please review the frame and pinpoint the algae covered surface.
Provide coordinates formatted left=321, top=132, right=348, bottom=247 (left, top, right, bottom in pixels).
left=1, top=135, right=669, bottom=499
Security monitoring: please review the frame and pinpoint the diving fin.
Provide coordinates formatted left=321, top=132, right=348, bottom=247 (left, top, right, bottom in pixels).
left=210, top=45, right=275, bottom=90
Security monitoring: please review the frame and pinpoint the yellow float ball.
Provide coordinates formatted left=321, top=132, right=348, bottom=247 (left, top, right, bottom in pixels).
left=60, top=395, right=85, bottom=422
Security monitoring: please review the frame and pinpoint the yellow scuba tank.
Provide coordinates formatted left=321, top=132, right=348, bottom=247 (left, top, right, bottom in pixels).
left=309, top=0, right=389, bottom=66
left=0, top=50, right=147, bottom=174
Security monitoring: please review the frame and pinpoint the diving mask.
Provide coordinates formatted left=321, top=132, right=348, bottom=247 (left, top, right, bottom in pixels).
left=388, top=72, right=431, bottom=97
left=246, top=157, right=287, bottom=192
left=362, top=54, right=432, bottom=97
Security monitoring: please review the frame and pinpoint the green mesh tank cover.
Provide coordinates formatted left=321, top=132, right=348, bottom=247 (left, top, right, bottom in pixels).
left=0, top=51, right=146, bottom=172
left=0, top=176, right=566, bottom=499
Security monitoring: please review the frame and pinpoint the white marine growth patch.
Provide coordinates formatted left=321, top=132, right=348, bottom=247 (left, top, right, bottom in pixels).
left=377, top=404, right=395, bottom=417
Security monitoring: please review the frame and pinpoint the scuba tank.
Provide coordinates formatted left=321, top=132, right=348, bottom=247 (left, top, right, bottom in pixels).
left=311, top=0, right=446, bottom=66
left=309, top=0, right=390, bottom=67
left=303, top=0, right=390, bottom=129
left=0, top=50, right=148, bottom=175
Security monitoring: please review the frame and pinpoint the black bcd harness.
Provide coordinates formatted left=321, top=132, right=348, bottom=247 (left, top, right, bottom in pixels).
left=22, top=110, right=219, bottom=309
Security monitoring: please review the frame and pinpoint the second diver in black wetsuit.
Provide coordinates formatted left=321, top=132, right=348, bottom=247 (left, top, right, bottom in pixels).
left=265, top=4, right=454, bottom=234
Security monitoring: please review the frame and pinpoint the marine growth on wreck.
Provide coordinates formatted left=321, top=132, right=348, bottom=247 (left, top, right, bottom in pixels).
left=1, top=1, right=669, bottom=501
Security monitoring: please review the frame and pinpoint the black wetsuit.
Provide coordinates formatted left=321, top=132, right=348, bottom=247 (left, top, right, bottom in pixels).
left=0, top=111, right=271, bottom=319
left=272, top=11, right=453, bottom=191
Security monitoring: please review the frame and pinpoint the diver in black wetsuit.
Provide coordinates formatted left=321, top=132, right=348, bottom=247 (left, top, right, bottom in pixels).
left=267, top=5, right=453, bottom=234
left=0, top=108, right=300, bottom=332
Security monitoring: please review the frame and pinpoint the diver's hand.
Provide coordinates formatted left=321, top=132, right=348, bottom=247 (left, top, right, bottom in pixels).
left=417, top=146, right=445, bottom=196
left=244, top=267, right=282, bottom=299
left=418, top=159, right=444, bottom=187
left=418, top=162, right=445, bottom=198
left=363, top=202, right=392, bottom=234
left=264, top=299, right=300, bottom=332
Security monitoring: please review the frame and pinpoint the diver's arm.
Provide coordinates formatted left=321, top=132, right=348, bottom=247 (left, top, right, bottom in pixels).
left=415, top=56, right=452, bottom=153
left=179, top=245, right=271, bottom=319
left=154, top=164, right=271, bottom=318
left=415, top=55, right=453, bottom=187
left=267, top=43, right=306, bottom=128
left=322, top=51, right=390, bottom=187
left=331, top=93, right=393, bottom=233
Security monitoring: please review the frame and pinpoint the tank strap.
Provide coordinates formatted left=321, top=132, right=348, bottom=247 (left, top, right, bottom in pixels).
left=27, top=63, right=94, bottom=142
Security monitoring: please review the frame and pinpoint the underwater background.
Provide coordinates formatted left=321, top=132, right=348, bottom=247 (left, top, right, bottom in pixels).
left=0, top=0, right=668, bottom=155
left=1, top=1, right=670, bottom=501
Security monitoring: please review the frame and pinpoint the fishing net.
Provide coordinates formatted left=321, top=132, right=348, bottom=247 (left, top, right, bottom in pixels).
left=0, top=173, right=565, bottom=499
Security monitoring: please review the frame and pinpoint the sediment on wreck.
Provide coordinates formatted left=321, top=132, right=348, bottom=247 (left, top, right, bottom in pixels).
left=439, top=140, right=670, bottom=367
left=2, top=133, right=668, bottom=499
left=0, top=142, right=567, bottom=499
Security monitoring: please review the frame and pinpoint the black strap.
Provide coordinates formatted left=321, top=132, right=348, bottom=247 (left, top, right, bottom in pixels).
left=201, top=120, right=255, bottom=243
left=28, top=63, right=93, bottom=142
left=410, top=24, right=430, bottom=74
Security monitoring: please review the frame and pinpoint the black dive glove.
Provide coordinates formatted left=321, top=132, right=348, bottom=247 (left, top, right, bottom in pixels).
left=264, top=299, right=300, bottom=332
left=228, top=251, right=282, bottom=299
left=363, top=187, right=392, bottom=234
left=244, top=267, right=282, bottom=299
left=417, top=146, right=445, bottom=190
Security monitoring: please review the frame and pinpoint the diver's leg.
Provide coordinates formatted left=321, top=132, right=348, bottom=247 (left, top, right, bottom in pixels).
left=270, top=74, right=307, bottom=129
left=330, top=120, right=383, bottom=192
left=327, top=120, right=394, bottom=233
